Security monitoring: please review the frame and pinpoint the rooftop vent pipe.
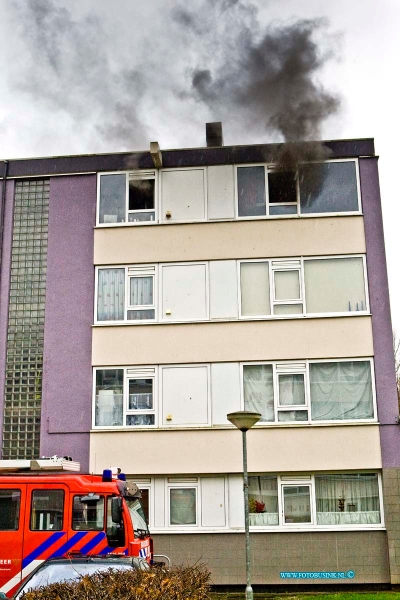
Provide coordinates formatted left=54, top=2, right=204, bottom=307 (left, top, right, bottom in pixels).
left=206, top=122, right=223, bottom=147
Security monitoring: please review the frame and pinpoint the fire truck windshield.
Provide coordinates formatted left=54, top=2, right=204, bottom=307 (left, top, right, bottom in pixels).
left=125, top=498, right=148, bottom=537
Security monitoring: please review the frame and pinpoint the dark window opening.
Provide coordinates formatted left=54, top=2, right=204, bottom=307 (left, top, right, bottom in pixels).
left=268, top=171, right=297, bottom=205
left=0, top=489, right=21, bottom=530
left=129, top=179, right=155, bottom=211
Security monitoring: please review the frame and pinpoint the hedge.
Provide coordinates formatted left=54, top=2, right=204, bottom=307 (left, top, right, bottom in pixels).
left=21, top=564, right=211, bottom=600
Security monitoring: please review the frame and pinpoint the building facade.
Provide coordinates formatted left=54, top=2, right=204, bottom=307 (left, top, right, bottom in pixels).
left=0, top=131, right=399, bottom=586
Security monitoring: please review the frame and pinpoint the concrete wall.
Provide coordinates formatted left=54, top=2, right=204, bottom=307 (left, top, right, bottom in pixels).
left=40, top=175, right=96, bottom=470
left=94, top=216, right=366, bottom=265
left=90, top=425, right=382, bottom=475
left=153, top=531, right=390, bottom=585
left=92, top=316, right=373, bottom=366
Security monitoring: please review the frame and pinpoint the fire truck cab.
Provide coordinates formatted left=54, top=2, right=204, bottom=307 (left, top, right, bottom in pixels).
left=0, top=456, right=153, bottom=598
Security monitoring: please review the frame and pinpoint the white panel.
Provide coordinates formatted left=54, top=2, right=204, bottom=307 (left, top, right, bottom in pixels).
left=228, top=475, right=244, bottom=528
left=154, top=478, right=165, bottom=528
left=207, top=165, right=235, bottom=220
left=201, top=478, right=226, bottom=527
left=161, top=169, right=206, bottom=222
left=209, top=261, right=238, bottom=319
left=211, top=363, right=241, bottom=425
left=161, top=264, right=208, bottom=321
left=162, top=366, right=209, bottom=426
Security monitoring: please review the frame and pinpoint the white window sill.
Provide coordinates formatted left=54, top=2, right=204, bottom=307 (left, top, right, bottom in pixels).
left=92, top=312, right=371, bottom=327
left=149, top=525, right=385, bottom=534
left=95, top=212, right=363, bottom=229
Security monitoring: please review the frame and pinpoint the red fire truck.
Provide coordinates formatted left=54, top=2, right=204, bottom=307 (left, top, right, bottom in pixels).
left=0, top=456, right=154, bottom=598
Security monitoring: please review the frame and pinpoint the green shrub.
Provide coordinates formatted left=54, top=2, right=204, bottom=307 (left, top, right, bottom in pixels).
left=21, top=564, right=211, bottom=600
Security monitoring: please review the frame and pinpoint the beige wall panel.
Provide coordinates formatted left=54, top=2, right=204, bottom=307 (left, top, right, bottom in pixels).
left=89, top=424, right=381, bottom=475
left=92, top=316, right=373, bottom=366
left=94, top=216, right=366, bottom=265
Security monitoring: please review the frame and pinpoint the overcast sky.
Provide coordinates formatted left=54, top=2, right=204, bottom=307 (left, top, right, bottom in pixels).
left=0, top=0, right=399, bottom=330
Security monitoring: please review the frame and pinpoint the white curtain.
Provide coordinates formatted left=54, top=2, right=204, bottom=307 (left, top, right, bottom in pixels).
left=315, top=474, right=380, bottom=525
left=243, top=365, right=274, bottom=421
left=130, top=276, right=153, bottom=306
left=97, top=269, right=125, bottom=321
left=279, top=374, right=305, bottom=405
left=170, top=489, right=196, bottom=525
left=310, top=361, right=373, bottom=420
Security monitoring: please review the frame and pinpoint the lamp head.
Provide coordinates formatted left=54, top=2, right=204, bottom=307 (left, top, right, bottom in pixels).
left=227, top=411, right=261, bottom=432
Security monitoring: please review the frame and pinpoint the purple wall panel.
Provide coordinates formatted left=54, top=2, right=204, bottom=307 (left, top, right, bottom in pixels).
left=0, top=180, right=15, bottom=455
left=360, top=157, right=400, bottom=467
left=40, top=175, right=96, bottom=471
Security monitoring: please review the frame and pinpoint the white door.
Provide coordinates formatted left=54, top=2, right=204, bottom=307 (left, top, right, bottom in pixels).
left=161, top=169, right=206, bottom=221
left=161, top=263, right=208, bottom=321
left=161, top=366, right=209, bottom=426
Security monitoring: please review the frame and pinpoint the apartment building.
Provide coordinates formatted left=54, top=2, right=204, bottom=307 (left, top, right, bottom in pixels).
left=0, top=128, right=398, bottom=586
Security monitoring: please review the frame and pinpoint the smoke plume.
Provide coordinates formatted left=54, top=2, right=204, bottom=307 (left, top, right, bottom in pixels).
left=176, top=0, right=340, bottom=165
left=4, top=0, right=340, bottom=157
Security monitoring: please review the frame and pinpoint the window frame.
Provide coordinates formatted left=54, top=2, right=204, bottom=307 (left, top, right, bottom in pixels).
left=167, top=482, right=199, bottom=528
left=92, top=366, right=158, bottom=430
left=302, top=254, right=370, bottom=317
left=248, top=473, right=384, bottom=531
left=241, top=358, right=377, bottom=426
left=96, top=159, right=362, bottom=228
left=234, top=159, right=362, bottom=220
left=30, top=489, right=65, bottom=531
left=238, top=254, right=369, bottom=320
left=96, top=170, right=158, bottom=227
left=95, top=265, right=158, bottom=325
left=127, top=265, right=157, bottom=322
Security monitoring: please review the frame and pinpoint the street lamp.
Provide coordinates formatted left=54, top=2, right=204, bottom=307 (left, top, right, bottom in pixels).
left=227, top=411, right=261, bottom=600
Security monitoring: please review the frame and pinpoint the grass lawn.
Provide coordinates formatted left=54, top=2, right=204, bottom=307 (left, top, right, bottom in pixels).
left=209, top=593, right=400, bottom=600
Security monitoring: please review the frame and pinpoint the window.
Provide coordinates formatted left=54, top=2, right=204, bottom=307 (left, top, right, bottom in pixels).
left=249, top=473, right=382, bottom=528
left=315, top=474, right=380, bottom=525
left=94, top=367, right=156, bottom=428
left=127, top=369, right=155, bottom=426
left=0, top=489, right=21, bottom=530
left=30, top=490, right=64, bottom=531
left=240, top=262, right=270, bottom=316
left=299, top=161, right=359, bottom=214
left=237, top=166, right=266, bottom=217
left=127, top=266, right=155, bottom=321
left=98, top=171, right=156, bottom=225
left=169, top=487, right=197, bottom=526
left=310, top=361, right=374, bottom=421
left=72, top=495, right=105, bottom=530
left=96, top=266, right=156, bottom=323
left=95, top=369, right=124, bottom=426
left=239, top=256, right=367, bottom=318
left=97, top=268, right=125, bottom=322
left=236, top=160, right=360, bottom=218
left=271, top=260, right=303, bottom=315
left=243, top=360, right=375, bottom=424
left=304, top=257, right=367, bottom=314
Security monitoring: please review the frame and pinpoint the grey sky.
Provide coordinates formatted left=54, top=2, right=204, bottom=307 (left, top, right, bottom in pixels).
left=0, top=0, right=399, bottom=328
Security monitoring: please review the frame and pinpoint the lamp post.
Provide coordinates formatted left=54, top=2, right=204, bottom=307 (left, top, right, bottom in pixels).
left=227, top=411, right=261, bottom=600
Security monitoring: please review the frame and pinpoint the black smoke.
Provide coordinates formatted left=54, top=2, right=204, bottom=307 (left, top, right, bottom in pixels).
left=177, top=0, right=340, bottom=165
